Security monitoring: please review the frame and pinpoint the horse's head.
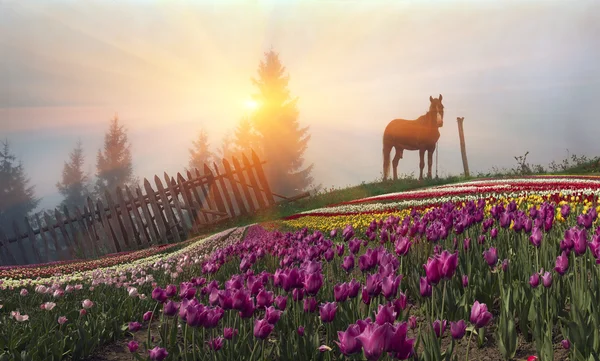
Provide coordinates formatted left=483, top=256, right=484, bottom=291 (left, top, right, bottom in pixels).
left=429, top=94, right=444, bottom=128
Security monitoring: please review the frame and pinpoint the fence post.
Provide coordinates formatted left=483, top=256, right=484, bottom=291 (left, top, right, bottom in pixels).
left=63, top=206, right=83, bottom=258
left=135, top=186, right=159, bottom=246
left=24, top=218, right=42, bottom=264
left=203, top=164, right=227, bottom=215
left=0, top=227, right=17, bottom=265
left=213, top=161, right=235, bottom=217
left=33, top=214, right=51, bottom=262
left=242, top=153, right=267, bottom=210
left=74, top=206, right=96, bottom=259
left=187, top=170, right=209, bottom=224
left=127, top=186, right=151, bottom=247
left=12, top=221, right=29, bottom=265
left=164, top=172, right=189, bottom=238
left=252, top=150, right=275, bottom=206
left=222, top=159, right=248, bottom=216
left=144, top=179, right=168, bottom=244
left=116, top=187, right=138, bottom=250
left=154, top=175, right=181, bottom=243
left=176, top=173, right=201, bottom=234
left=456, top=117, right=470, bottom=177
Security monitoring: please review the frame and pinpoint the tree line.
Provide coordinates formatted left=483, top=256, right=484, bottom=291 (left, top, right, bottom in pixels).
left=0, top=50, right=314, bottom=237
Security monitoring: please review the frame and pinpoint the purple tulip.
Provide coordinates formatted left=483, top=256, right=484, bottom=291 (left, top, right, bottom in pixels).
left=530, top=227, right=542, bottom=247
left=349, top=238, right=362, bottom=254
left=165, top=284, right=177, bottom=298
left=554, top=251, right=569, bottom=275
left=462, top=275, right=469, bottom=288
left=341, top=256, right=355, bottom=273
left=491, top=228, right=498, bottom=239
left=274, top=295, right=287, bottom=310
left=470, top=301, right=493, bottom=328
left=450, top=320, right=466, bottom=339
left=375, top=304, right=397, bottom=325
left=394, top=293, right=408, bottom=313
left=128, top=321, right=142, bottom=332
left=163, top=300, right=178, bottom=317
left=573, top=228, right=588, bottom=256
left=149, top=346, right=168, bottom=361
left=334, top=283, right=350, bottom=302
left=335, top=324, right=362, bottom=355
left=562, top=339, right=570, bottom=350
left=223, top=327, right=238, bottom=340
left=382, top=275, right=401, bottom=299
left=319, top=302, right=337, bottom=323
left=361, top=287, right=371, bottom=305
left=304, top=272, right=323, bottom=296
left=464, top=237, right=472, bottom=250
left=530, top=273, right=540, bottom=288
left=348, top=279, right=361, bottom=298
left=561, top=204, right=571, bottom=218
left=292, top=288, right=305, bottom=302
left=408, top=315, right=417, bottom=329
left=501, top=259, right=509, bottom=272
left=423, top=257, right=442, bottom=285
left=395, top=237, right=412, bottom=256
left=432, top=319, right=447, bottom=338
left=304, top=297, right=317, bottom=313
left=297, top=326, right=305, bottom=336
left=365, top=273, right=382, bottom=296
left=387, top=322, right=415, bottom=359
left=336, top=244, right=345, bottom=257
left=342, top=224, right=355, bottom=242
left=356, top=322, right=391, bottom=361
left=253, top=318, right=274, bottom=339
left=265, top=306, right=282, bottom=324
left=419, top=277, right=432, bottom=298
left=151, top=287, right=168, bottom=303
left=127, top=340, right=139, bottom=353
left=483, top=247, right=498, bottom=267
left=207, top=337, right=224, bottom=351
left=439, top=251, right=459, bottom=279
left=542, top=271, right=553, bottom=288
left=256, top=289, right=274, bottom=309
left=330, top=228, right=338, bottom=238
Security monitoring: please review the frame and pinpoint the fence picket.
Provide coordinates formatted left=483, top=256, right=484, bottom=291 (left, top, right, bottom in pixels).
left=154, top=175, right=181, bottom=243
left=116, top=187, right=138, bottom=250
left=164, top=172, right=189, bottom=237
left=34, top=213, right=51, bottom=262
left=144, top=179, right=168, bottom=244
left=24, top=218, right=42, bottom=264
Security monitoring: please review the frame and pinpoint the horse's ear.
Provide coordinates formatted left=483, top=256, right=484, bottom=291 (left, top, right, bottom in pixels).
left=430, top=96, right=434, bottom=102
left=439, top=94, right=443, bottom=101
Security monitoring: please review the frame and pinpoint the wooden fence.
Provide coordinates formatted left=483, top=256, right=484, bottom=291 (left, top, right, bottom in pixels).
left=0, top=150, right=285, bottom=266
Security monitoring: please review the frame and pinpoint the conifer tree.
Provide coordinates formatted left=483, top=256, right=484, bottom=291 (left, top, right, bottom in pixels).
left=95, top=114, right=137, bottom=200
left=250, top=50, right=313, bottom=195
left=56, top=140, right=91, bottom=210
left=233, top=116, right=262, bottom=158
left=0, top=140, right=40, bottom=232
left=188, top=127, right=215, bottom=173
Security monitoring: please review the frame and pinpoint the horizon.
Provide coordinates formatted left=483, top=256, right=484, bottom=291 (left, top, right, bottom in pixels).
left=1, top=0, right=600, bottom=213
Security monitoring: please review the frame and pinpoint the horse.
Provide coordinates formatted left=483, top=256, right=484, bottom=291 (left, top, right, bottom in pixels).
left=382, top=94, right=444, bottom=181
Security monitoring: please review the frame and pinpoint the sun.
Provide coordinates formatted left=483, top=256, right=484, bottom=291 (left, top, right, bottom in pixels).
left=244, top=99, right=259, bottom=111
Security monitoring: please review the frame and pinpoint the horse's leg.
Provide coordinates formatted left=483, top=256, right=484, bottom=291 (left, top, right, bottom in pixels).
left=383, top=141, right=393, bottom=181
left=392, top=147, right=403, bottom=180
left=427, top=147, right=434, bottom=179
left=419, top=149, right=425, bottom=181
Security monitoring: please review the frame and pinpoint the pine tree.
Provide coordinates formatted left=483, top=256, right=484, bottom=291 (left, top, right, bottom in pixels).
left=0, top=140, right=40, bottom=233
left=216, top=131, right=236, bottom=161
left=250, top=50, right=313, bottom=196
left=56, top=140, right=91, bottom=210
left=188, top=128, right=215, bottom=173
left=233, top=116, right=262, bottom=158
left=95, top=114, right=138, bottom=200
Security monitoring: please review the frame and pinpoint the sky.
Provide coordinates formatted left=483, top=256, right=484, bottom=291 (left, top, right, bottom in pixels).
left=1, top=0, right=599, bottom=213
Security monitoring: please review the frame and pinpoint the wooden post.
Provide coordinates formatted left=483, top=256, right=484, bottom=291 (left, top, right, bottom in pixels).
left=12, top=221, right=29, bottom=264
left=252, top=150, right=275, bottom=206
left=457, top=117, right=470, bottom=178
left=213, top=161, right=235, bottom=217
left=231, top=156, right=256, bottom=212
left=242, top=153, right=267, bottom=210
left=144, top=179, right=168, bottom=244
left=0, top=227, right=17, bottom=266
left=34, top=215, right=50, bottom=261
left=135, top=186, right=159, bottom=245
left=154, top=175, right=181, bottom=243
left=223, top=159, right=248, bottom=216
left=24, top=218, right=42, bottom=264
left=163, top=172, right=189, bottom=238
left=127, top=186, right=151, bottom=247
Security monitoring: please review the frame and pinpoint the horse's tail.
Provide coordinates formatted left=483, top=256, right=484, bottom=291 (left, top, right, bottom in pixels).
left=383, top=138, right=392, bottom=181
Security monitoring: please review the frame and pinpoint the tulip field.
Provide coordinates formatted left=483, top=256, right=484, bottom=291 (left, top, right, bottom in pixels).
left=4, top=176, right=600, bottom=361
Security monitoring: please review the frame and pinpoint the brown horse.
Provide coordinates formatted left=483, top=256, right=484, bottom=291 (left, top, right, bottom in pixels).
left=383, top=95, right=444, bottom=181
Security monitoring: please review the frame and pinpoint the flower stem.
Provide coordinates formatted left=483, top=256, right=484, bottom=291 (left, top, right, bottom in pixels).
left=465, top=329, right=474, bottom=361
